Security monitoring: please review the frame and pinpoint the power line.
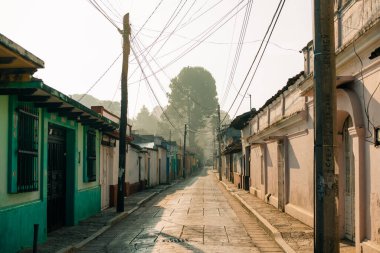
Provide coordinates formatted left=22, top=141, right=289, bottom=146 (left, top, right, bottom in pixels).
left=137, top=29, right=300, bottom=51
left=128, top=0, right=248, bottom=86
left=78, top=52, right=122, bottom=102
left=132, top=35, right=186, bottom=121
left=221, top=0, right=253, bottom=106
left=221, top=0, right=285, bottom=123
left=152, top=0, right=247, bottom=61
left=220, top=9, right=239, bottom=103
left=221, top=0, right=253, bottom=105
left=136, top=0, right=187, bottom=58
left=127, top=0, right=225, bottom=68
left=231, top=0, right=286, bottom=119
left=132, top=0, right=164, bottom=40
left=132, top=73, right=143, bottom=116
left=152, top=0, right=198, bottom=58
left=131, top=26, right=212, bottom=112
left=98, top=0, right=122, bottom=20
left=126, top=0, right=225, bottom=81
left=126, top=0, right=188, bottom=85
left=107, top=82, right=120, bottom=110
left=130, top=44, right=183, bottom=137
left=87, top=0, right=122, bottom=33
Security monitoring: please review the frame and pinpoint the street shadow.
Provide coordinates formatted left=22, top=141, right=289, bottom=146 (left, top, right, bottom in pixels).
left=105, top=168, right=210, bottom=253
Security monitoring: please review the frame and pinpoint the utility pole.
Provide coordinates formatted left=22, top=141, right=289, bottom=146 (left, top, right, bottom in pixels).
left=117, top=13, right=130, bottom=213
left=217, top=104, right=222, bottom=181
left=213, top=128, right=216, bottom=170
left=249, top=94, right=252, bottom=110
left=183, top=124, right=187, bottom=178
left=168, top=129, right=171, bottom=184
left=313, top=1, right=338, bottom=252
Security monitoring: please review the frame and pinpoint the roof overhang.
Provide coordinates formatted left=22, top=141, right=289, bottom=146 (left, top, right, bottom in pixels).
left=0, top=81, right=119, bottom=132
left=222, top=140, right=242, bottom=155
left=0, top=33, right=44, bottom=76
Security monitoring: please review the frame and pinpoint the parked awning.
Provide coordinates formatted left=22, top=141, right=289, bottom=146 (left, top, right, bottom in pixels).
left=0, top=80, right=119, bottom=132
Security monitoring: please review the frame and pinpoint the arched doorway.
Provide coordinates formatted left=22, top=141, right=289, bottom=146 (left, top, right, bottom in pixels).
left=343, top=116, right=355, bottom=241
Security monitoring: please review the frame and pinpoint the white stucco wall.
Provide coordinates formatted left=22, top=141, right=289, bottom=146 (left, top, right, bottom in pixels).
left=126, top=146, right=139, bottom=185
left=147, top=149, right=158, bottom=187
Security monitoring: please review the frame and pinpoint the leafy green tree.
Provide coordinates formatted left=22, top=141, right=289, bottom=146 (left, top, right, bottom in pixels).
left=165, top=66, right=218, bottom=147
left=133, top=106, right=159, bottom=135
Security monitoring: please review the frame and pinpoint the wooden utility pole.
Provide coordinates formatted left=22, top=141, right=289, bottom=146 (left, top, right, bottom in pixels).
left=217, top=104, right=222, bottom=181
left=117, top=13, right=130, bottom=213
left=183, top=124, right=187, bottom=178
left=313, top=1, right=338, bottom=251
left=213, top=128, right=216, bottom=170
left=168, top=129, right=171, bottom=184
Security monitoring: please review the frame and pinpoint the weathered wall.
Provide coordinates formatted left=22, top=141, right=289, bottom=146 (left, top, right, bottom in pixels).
left=126, top=146, right=139, bottom=185
left=147, top=149, right=158, bottom=187
left=158, top=147, right=167, bottom=184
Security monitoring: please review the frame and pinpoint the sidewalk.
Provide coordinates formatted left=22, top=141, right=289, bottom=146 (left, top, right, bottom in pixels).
left=215, top=171, right=355, bottom=253
left=20, top=182, right=179, bottom=253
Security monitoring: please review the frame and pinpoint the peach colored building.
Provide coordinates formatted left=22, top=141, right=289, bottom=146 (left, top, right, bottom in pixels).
left=242, top=1, right=380, bottom=252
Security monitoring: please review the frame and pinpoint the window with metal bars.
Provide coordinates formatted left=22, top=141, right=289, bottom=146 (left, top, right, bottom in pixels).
left=86, top=129, right=96, bottom=182
left=17, top=104, right=39, bottom=192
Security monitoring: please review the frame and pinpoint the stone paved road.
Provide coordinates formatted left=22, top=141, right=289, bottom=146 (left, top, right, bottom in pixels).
left=77, top=169, right=283, bottom=253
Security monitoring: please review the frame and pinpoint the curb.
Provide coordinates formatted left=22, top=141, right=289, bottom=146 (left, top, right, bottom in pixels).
left=63, top=182, right=178, bottom=253
left=218, top=177, right=296, bottom=253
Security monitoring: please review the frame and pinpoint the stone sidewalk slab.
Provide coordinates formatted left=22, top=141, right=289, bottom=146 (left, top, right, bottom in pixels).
left=216, top=172, right=355, bottom=252
left=20, top=181, right=179, bottom=253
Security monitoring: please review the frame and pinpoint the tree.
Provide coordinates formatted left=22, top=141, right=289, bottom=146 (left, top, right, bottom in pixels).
left=133, top=106, right=159, bottom=135
left=165, top=66, right=218, bottom=147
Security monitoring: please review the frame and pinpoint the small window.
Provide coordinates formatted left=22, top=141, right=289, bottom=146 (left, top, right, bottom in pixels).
left=86, top=129, right=96, bottom=182
left=17, top=104, right=39, bottom=192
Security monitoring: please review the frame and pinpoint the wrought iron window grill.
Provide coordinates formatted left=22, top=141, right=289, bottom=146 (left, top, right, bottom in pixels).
left=87, top=129, right=96, bottom=182
left=17, top=104, right=39, bottom=192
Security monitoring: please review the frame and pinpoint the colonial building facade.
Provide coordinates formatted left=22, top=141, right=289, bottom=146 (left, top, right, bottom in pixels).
left=239, top=1, right=380, bottom=252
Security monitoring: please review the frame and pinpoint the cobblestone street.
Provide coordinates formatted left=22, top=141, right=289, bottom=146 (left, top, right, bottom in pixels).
left=78, top=169, right=282, bottom=252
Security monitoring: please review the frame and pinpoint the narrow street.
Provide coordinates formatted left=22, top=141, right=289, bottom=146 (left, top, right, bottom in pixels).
left=78, top=169, right=283, bottom=253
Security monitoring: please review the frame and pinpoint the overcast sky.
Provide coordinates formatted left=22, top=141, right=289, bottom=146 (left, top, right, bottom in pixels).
left=0, top=0, right=312, bottom=119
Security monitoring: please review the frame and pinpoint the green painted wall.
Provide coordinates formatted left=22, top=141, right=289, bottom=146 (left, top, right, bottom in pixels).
left=0, top=96, right=102, bottom=252
left=0, top=96, right=46, bottom=253
left=45, top=113, right=101, bottom=224
left=0, top=201, right=46, bottom=253
left=76, top=186, right=101, bottom=221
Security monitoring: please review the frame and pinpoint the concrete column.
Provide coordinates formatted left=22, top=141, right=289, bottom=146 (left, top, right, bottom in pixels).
left=348, top=126, right=365, bottom=252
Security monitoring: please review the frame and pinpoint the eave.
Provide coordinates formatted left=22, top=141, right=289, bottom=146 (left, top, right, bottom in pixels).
left=0, top=81, right=119, bottom=132
left=0, top=33, right=44, bottom=74
left=247, top=110, right=307, bottom=144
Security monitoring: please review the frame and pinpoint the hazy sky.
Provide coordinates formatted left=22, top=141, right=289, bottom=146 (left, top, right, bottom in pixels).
left=0, top=0, right=312, bottom=119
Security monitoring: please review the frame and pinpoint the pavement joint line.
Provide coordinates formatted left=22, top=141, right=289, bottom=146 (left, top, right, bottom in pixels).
left=136, top=192, right=158, bottom=206
left=72, top=225, right=111, bottom=251
left=59, top=181, right=180, bottom=253
left=217, top=176, right=296, bottom=253
left=56, top=245, right=74, bottom=253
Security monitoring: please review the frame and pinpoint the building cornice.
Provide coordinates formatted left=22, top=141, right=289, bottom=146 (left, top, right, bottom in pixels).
left=247, top=110, right=307, bottom=144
